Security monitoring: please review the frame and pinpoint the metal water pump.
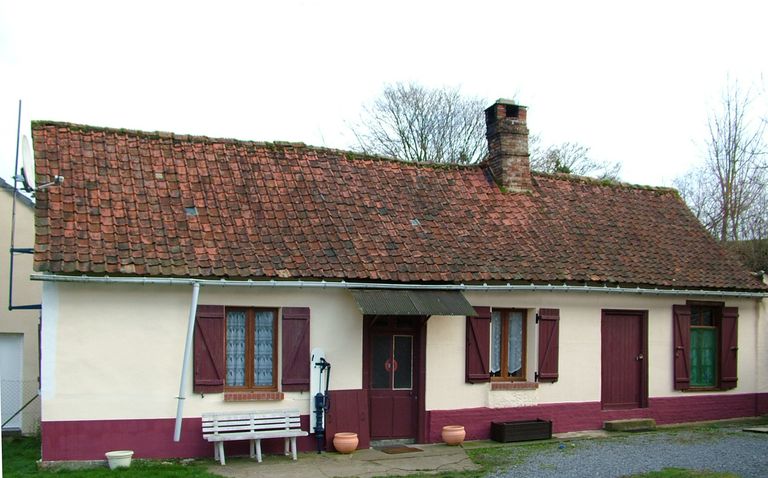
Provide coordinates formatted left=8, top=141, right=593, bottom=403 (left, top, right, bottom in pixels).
left=313, top=357, right=331, bottom=453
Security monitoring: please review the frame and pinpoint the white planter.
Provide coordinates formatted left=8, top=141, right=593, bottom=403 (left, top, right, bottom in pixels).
left=105, top=450, right=134, bottom=469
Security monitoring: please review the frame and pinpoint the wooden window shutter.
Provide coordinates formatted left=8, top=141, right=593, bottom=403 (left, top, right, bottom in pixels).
left=193, top=305, right=225, bottom=393
left=719, top=307, right=738, bottom=390
left=466, top=306, right=491, bottom=383
left=672, top=305, right=691, bottom=390
left=536, top=308, right=560, bottom=383
left=281, top=307, right=310, bottom=391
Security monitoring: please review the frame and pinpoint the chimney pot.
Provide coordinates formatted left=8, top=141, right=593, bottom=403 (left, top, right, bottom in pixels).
left=485, top=99, right=531, bottom=192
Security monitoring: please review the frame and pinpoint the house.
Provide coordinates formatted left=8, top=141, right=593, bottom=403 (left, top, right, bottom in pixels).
left=0, top=177, right=41, bottom=435
left=31, top=100, right=767, bottom=463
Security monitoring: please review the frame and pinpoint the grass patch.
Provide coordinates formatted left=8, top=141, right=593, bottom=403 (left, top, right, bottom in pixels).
left=6, top=418, right=763, bottom=478
left=658, top=416, right=768, bottom=432
left=622, top=468, right=739, bottom=478
left=466, top=440, right=559, bottom=469
left=2, top=436, right=223, bottom=478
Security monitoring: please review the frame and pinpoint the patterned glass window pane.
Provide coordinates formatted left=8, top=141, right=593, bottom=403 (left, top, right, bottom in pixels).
left=254, top=310, right=275, bottom=387
left=507, top=311, right=523, bottom=376
left=226, top=311, right=247, bottom=387
left=490, top=311, right=502, bottom=374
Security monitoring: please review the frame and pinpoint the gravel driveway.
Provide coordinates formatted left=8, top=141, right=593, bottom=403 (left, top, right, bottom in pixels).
left=487, top=426, right=768, bottom=478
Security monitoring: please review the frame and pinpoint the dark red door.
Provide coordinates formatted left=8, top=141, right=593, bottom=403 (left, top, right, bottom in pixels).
left=367, top=318, right=419, bottom=440
left=601, top=310, right=648, bottom=410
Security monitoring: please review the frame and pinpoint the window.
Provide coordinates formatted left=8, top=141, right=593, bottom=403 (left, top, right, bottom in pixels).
left=490, top=309, right=527, bottom=380
left=689, top=305, right=718, bottom=388
left=673, top=304, right=738, bottom=391
left=225, top=307, right=277, bottom=390
left=193, top=305, right=310, bottom=395
left=466, top=307, right=559, bottom=385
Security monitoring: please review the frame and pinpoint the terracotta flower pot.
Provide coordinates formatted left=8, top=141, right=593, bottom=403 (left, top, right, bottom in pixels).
left=333, top=432, right=359, bottom=454
left=442, top=425, right=466, bottom=446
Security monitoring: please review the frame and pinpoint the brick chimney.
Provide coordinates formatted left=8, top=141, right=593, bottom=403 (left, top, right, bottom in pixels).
left=485, top=99, right=531, bottom=192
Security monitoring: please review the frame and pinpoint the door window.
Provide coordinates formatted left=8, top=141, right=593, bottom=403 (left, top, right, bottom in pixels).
left=371, top=334, right=413, bottom=390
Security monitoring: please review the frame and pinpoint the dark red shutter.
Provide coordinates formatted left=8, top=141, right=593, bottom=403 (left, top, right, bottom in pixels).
left=536, top=308, right=560, bottom=382
left=466, top=306, right=491, bottom=383
left=719, top=307, right=738, bottom=390
left=193, top=305, right=225, bottom=393
left=282, top=307, right=310, bottom=391
left=672, top=305, right=691, bottom=390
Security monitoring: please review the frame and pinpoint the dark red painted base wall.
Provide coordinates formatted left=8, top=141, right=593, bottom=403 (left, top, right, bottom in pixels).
left=41, top=415, right=313, bottom=462
left=42, top=393, right=768, bottom=462
left=426, top=393, right=768, bottom=443
left=758, top=393, right=768, bottom=415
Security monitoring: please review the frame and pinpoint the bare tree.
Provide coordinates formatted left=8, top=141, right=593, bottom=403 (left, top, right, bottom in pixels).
left=351, top=82, right=487, bottom=164
left=529, top=135, right=622, bottom=180
left=676, top=81, right=767, bottom=243
left=352, top=83, right=620, bottom=178
left=674, top=165, right=720, bottom=231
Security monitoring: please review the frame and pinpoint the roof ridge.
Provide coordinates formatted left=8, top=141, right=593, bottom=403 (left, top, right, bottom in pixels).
left=31, top=120, right=481, bottom=172
left=532, top=170, right=678, bottom=193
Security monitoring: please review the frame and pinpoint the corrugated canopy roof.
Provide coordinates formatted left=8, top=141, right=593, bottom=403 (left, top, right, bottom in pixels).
left=349, top=290, right=477, bottom=316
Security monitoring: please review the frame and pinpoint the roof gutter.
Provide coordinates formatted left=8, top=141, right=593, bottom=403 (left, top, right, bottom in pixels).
left=30, top=274, right=768, bottom=298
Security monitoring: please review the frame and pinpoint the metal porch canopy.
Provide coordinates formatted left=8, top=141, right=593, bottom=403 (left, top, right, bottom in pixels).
left=349, top=289, right=477, bottom=316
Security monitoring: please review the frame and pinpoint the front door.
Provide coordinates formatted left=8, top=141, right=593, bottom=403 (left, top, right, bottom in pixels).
left=601, top=310, right=648, bottom=410
left=366, top=317, right=420, bottom=440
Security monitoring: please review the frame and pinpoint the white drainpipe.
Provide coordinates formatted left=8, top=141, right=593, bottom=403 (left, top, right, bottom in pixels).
left=173, top=282, right=200, bottom=442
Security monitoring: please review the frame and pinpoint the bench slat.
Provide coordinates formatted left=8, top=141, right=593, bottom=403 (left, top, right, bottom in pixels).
left=203, top=423, right=302, bottom=434
left=204, top=418, right=301, bottom=431
left=205, top=430, right=308, bottom=442
left=202, top=410, right=300, bottom=421
left=203, top=417, right=302, bottom=427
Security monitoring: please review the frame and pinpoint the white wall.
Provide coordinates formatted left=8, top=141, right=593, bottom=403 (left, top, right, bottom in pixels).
left=425, top=291, right=762, bottom=411
left=757, top=297, right=767, bottom=398
left=41, top=283, right=764, bottom=422
left=41, top=283, right=362, bottom=421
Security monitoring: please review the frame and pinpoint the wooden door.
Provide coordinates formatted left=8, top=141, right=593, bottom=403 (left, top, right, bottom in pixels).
left=601, top=310, right=648, bottom=410
left=366, top=317, right=420, bottom=440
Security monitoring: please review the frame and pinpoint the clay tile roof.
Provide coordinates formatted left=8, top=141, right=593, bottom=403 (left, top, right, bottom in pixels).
left=31, top=121, right=766, bottom=291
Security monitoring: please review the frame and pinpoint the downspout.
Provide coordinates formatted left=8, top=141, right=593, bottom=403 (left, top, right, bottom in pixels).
left=8, top=99, right=41, bottom=311
left=173, top=282, right=200, bottom=442
left=756, top=296, right=765, bottom=416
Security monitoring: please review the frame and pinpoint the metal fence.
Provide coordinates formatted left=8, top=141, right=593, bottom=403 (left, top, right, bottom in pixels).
left=1, top=379, right=40, bottom=435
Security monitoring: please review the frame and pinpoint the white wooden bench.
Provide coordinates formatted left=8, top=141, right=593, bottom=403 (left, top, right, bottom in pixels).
left=202, top=410, right=308, bottom=465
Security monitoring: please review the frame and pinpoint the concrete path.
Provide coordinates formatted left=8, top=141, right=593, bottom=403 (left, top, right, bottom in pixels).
left=208, top=443, right=478, bottom=478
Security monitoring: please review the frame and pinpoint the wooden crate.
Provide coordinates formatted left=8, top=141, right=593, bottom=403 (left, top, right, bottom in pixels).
left=490, top=419, right=552, bottom=443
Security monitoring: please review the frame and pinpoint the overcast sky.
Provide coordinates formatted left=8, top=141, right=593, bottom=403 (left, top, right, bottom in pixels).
left=1, top=0, right=766, bottom=189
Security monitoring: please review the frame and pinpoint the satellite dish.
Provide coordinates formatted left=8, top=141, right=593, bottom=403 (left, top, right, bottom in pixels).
left=20, top=135, right=35, bottom=192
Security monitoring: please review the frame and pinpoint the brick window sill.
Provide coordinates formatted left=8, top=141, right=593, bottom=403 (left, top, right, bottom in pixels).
left=491, top=381, right=539, bottom=391
left=224, top=391, right=285, bottom=402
